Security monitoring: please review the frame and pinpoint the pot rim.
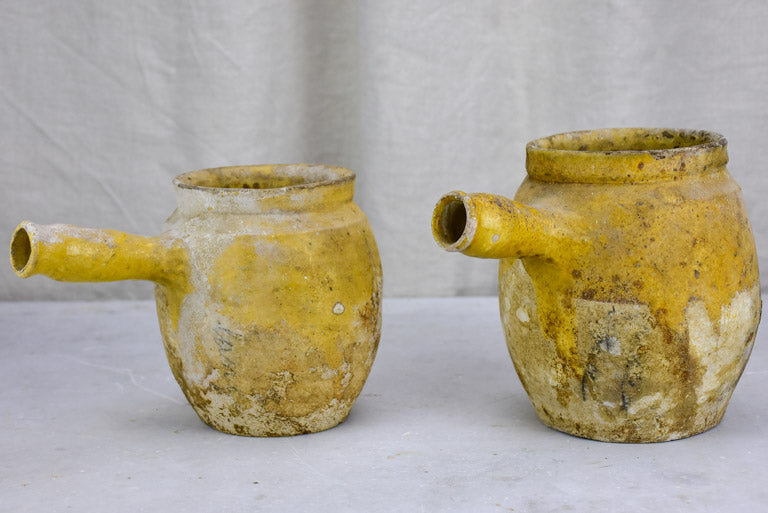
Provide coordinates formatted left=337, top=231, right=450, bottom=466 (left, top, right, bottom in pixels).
left=526, top=128, right=728, bottom=184
left=171, top=164, right=356, bottom=215
left=173, top=164, right=355, bottom=193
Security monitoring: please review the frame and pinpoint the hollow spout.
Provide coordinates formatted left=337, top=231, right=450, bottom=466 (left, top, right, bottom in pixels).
left=10, top=222, right=187, bottom=285
left=432, top=191, right=568, bottom=259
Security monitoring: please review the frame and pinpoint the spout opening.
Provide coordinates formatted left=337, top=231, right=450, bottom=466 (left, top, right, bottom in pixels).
left=10, top=224, right=35, bottom=277
left=440, top=199, right=467, bottom=244
left=432, top=192, right=476, bottom=251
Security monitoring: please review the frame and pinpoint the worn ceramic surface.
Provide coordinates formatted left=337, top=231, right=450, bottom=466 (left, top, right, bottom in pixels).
left=10, top=164, right=383, bottom=436
left=433, top=128, right=761, bottom=442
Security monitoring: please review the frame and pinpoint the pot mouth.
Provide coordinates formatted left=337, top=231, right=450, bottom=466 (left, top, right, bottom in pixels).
left=174, top=164, right=354, bottom=192
left=526, top=128, right=728, bottom=183
left=172, top=164, right=356, bottom=214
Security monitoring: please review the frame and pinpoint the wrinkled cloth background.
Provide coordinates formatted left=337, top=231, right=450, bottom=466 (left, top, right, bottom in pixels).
left=2, top=0, right=767, bottom=300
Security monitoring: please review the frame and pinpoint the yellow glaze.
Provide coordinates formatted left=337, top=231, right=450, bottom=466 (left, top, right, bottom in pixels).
left=10, top=164, right=382, bottom=437
left=433, top=129, right=761, bottom=442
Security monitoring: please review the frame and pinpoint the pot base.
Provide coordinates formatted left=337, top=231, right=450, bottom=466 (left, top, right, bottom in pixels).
left=533, top=403, right=726, bottom=443
left=191, top=399, right=353, bottom=437
left=500, top=259, right=760, bottom=443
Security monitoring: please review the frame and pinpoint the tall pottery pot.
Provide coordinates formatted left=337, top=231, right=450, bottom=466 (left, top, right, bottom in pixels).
left=11, top=164, right=382, bottom=436
left=432, top=128, right=760, bottom=442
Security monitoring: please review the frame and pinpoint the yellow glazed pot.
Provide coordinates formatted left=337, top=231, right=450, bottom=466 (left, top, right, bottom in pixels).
left=432, top=128, right=761, bottom=442
left=10, top=164, right=382, bottom=436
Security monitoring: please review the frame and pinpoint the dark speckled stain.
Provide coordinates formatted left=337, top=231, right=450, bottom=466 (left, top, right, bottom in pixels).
left=580, top=362, right=598, bottom=400
left=492, top=195, right=517, bottom=216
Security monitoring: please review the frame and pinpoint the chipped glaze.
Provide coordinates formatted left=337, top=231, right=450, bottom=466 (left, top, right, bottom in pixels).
left=433, top=128, right=761, bottom=442
left=10, top=164, right=382, bottom=437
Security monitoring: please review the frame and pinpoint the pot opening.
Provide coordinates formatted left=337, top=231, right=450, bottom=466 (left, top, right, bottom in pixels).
left=526, top=128, right=727, bottom=183
left=434, top=196, right=469, bottom=247
left=10, top=226, right=32, bottom=273
left=174, top=164, right=353, bottom=191
left=529, top=128, right=721, bottom=153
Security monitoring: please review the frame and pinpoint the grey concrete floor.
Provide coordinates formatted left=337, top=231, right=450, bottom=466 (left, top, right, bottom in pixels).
left=1, top=297, right=765, bottom=512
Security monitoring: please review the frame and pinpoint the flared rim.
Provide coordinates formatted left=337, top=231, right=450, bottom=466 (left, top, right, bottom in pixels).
left=173, top=164, right=355, bottom=193
left=526, top=128, right=728, bottom=183
left=171, top=164, right=356, bottom=214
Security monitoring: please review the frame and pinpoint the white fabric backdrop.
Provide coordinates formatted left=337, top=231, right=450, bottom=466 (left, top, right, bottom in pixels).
left=2, top=0, right=767, bottom=300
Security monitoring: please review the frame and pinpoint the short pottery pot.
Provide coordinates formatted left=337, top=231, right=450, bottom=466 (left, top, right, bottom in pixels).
left=433, top=128, right=761, bottom=442
left=11, top=164, right=383, bottom=436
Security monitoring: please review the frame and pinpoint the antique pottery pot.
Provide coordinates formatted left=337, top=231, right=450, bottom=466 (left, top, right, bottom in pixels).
left=11, top=164, right=382, bottom=436
left=432, top=128, right=760, bottom=442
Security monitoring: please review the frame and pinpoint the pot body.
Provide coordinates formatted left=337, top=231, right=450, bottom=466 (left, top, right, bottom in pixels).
left=154, top=165, right=382, bottom=436
left=498, top=129, right=760, bottom=442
